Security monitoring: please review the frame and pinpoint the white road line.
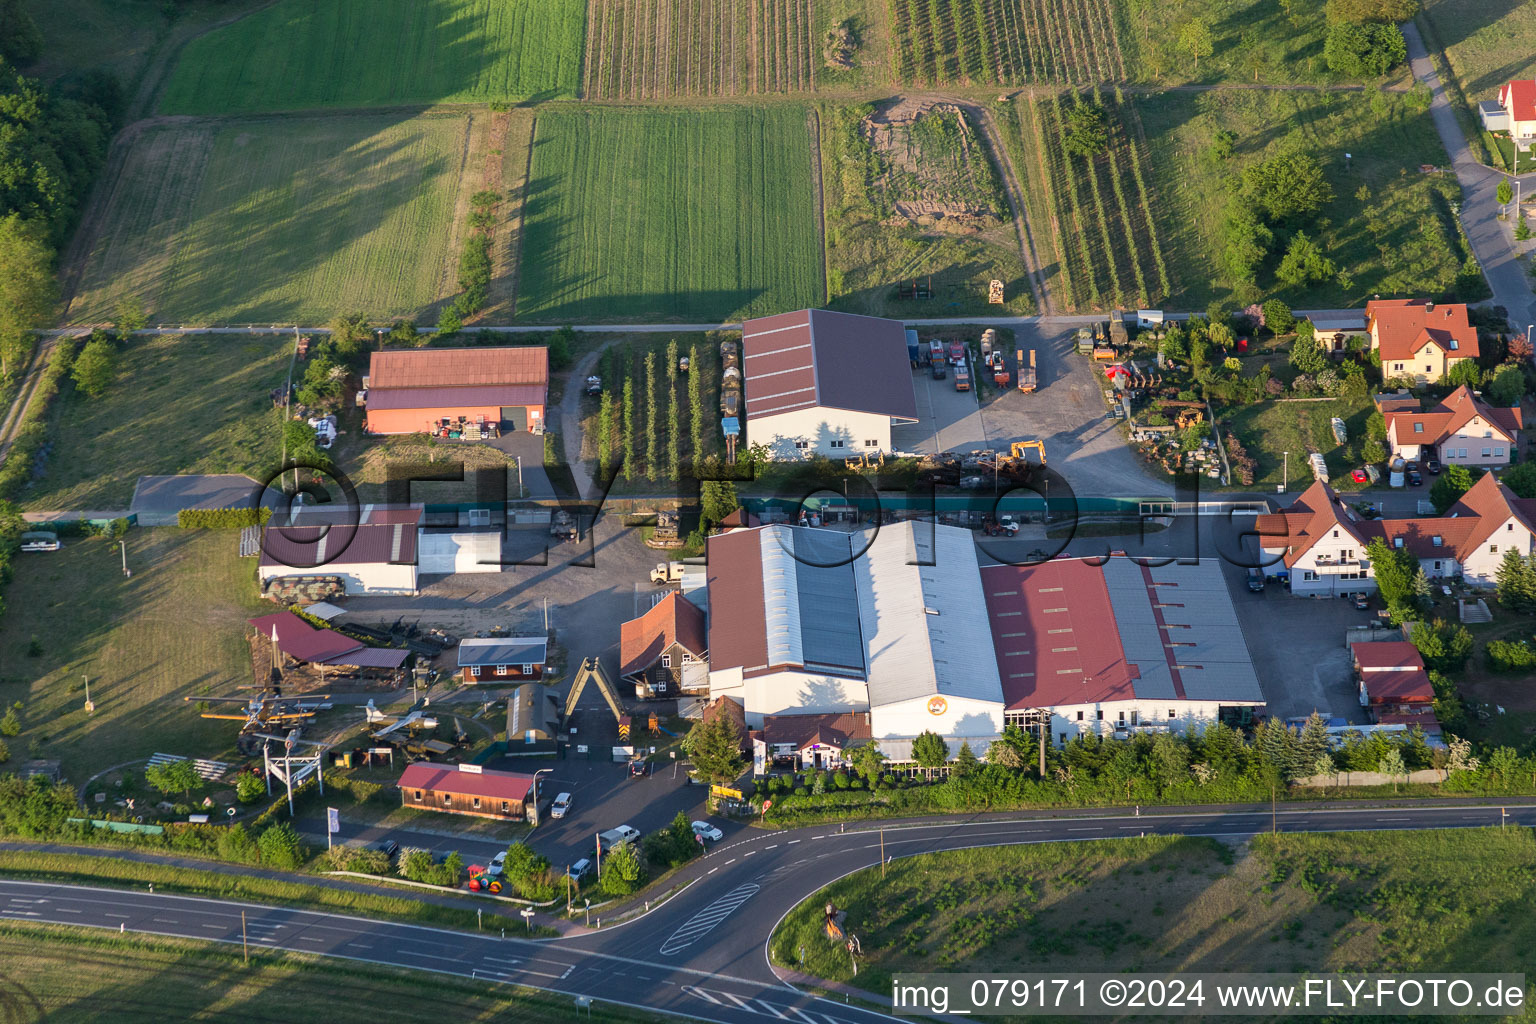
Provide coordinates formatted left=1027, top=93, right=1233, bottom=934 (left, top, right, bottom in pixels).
left=1067, top=827, right=1101, bottom=831
left=199, top=923, right=225, bottom=930
left=754, top=999, right=792, bottom=1018
left=346, top=942, right=374, bottom=950
left=481, top=956, right=522, bottom=967
left=55, top=908, right=82, bottom=914
left=787, top=839, right=800, bottom=845
left=764, top=844, right=777, bottom=850
left=743, top=851, right=755, bottom=857
left=402, top=951, right=463, bottom=964
left=151, top=918, right=179, bottom=924
left=0, top=910, right=39, bottom=917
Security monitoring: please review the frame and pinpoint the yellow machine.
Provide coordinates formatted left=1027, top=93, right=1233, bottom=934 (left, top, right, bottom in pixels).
left=1010, top=440, right=1047, bottom=466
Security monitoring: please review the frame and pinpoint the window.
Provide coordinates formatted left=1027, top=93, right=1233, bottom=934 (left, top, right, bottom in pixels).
left=1496, top=448, right=1506, bottom=457
left=864, top=439, right=878, bottom=448
left=1303, top=570, right=1319, bottom=581
left=1117, top=711, right=1126, bottom=724
left=1434, top=561, right=1442, bottom=571
left=1096, top=710, right=1104, bottom=721
left=1431, top=536, right=1442, bottom=547
left=1490, top=545, right=1498, bottom=554
left=1395, top=363, right=1404, bottom=371
left=1076, top=711, right=1084, bottom=721
left=501, top=801, right=510, bottom=812
left=472, top=797, right=481, bottom=810
left=1332, top=529, right=1339, bottom=538
left=1413, top=422, right=1423, bottom=433
left=521, top=663, right=533, bottom=675
left=413, top=790, right=423, bottom=802
left=1483, top=448, right=1492, bottom=458
left=1425, top=365, right=1432, bottom=373
left=1508, top=523, right=1515, bottom=531
left=496, top=665, right=509, bottom=675
left=442, top=793, right=451, bottom=806
left=1168, top=709, right=1177, bottom=719
left=681, top=653, right=693, bottom=665
left=794, top=440, right=809, bottom=450
left=1131, top=711, right=1139, bottom=726
left=1393, top=537, right=1404, bottom=548
left=829, top=439, right=846, bottom=449
left=1341, top=549, right=1353, bottom=559
left=1484, top=430, right=1494, bottom=439
left=470, top=665, right=481, bottom=678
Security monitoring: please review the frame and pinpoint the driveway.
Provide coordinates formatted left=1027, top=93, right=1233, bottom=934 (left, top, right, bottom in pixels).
left=1402, top=21, right=1536, bottom=328
left=891, top=359, right=991, bottom=454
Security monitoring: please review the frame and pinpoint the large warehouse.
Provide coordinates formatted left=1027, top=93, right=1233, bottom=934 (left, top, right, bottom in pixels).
left=741, top=309, right=918, bottom=459
left=258, top=504, right=423, bottom=595
left=706, top=522, right=1266, bottom=750
left=363, top=347, right=548, bottom=436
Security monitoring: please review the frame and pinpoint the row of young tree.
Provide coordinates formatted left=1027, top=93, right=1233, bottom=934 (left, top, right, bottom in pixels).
left=595, top=338, right=715, bottom=484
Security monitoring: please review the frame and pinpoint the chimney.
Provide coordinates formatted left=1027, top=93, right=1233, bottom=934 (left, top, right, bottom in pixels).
left=1425, top=302, right=1434, bottom=313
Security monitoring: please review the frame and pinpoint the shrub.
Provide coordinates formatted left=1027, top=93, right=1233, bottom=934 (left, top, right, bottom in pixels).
left=1486, top=638, right=1536, bottom=673
left=257, top=822, right=305, bottom=869
left=177, top=507, right=272, bottom=529
left=599, top=842, right=644, bottom=897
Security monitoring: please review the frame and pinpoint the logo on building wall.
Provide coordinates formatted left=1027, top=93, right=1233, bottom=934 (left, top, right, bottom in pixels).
left=927, top=696, right=948, bottom=716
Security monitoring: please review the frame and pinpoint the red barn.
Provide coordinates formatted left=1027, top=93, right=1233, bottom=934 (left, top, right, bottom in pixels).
left=363, top=347, right=548, bottom=436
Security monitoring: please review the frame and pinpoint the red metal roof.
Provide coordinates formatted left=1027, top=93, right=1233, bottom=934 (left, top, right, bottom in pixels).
left=369, top=347, right=548, bottom=389
left=1367, top=300, right=1479, bottom=363
left=397, top=762, right=534, bottom=802
left=705, top=529, right=769, bottom=673
left=741, top=309, right=918, bottom=422
left=1351, top=641, right=1423, bottom=671
left=1360, top=669, right=1434, bottom=703
left=1502, top=80, right=1536, bottom=122
left=981, top=560, right=1139, bottom=709
left=248, top=611, right=363, bottom=663
left=365, top=384, right=547, bottom=411
left=619, top=592, right=708, bottom=677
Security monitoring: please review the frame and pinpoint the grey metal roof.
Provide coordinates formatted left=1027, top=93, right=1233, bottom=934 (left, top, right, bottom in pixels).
left=757, top=527, right=865, bottom=674
left=856, top=522, right=1004, bottom=707
left=1102, top=557, right=1176, bottom=700
left=457, top=637, right=549, bottom=667
left=1143, top=562, right=1264, bottom=702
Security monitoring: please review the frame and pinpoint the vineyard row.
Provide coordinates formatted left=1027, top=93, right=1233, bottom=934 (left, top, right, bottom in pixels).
left=886, top=0, right=1128, bottom=86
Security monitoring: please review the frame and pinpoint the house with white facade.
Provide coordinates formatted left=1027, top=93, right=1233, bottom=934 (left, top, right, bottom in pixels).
left=740, top=309, right=918, bottom=459
left=1383, top=385, right=1522, bottom=467
left=1366, top=300, right=1479, bottom=386
left=1257, top=476, right=1536, bottom=592
left=1496, top=80, right=1536, bottom=150
left=982, top=556, right=1266, bottom=747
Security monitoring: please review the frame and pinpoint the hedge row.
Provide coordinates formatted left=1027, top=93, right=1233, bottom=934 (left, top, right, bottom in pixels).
left=177, top=506, right=271, bottom=528
left=0, top=339, right=76, bottom=500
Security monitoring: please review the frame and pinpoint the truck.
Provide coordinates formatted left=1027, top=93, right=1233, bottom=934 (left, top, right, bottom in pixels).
left=1075, top=327, right=1094, bottom=355
left=954, top=363, right=971, bottom=391
left=596, top=825, right=641, bottom=856
left=928, top=339, right=944, bottom=366
left=1109, top=309, right=1129, bottom=346
left=905, top=329, right=921, bottom=367
left=650, top=561, right=687, bottom=585
left=1018, top=349, right=1037, bottom=393
left=947, top=340, right=965, bottom=366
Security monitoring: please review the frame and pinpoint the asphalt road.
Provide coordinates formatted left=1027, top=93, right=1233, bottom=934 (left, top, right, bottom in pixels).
left=8, top=802, right=1536, bottom=1023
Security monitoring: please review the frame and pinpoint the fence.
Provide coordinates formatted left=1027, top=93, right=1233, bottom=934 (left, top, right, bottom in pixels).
left=1295, top=769, right=1447, bottom=787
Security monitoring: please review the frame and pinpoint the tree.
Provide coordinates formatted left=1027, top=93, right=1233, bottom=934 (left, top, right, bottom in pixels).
left=0, top=0, right=41, bottom=63
left=1366, top=538, right=1419, bottom=611
left=1262, top=299, right=1296, bottom=335
left=1219, top=204, right=1273, bottom=283
left=685, top=707, right=745, bottom=785
left=327, top=313, right=371, bottom=358
left=1276, top=231, right=1338, bottom=287
left=700, top=480, right=738, bottom=529
left=621, top=377, right=635, bottom=482
left=1410, top=618, right=1473, bottom=673
left=911, top=730, right=949, bottom=770
left=235, top=773, right=266, bottom=804
left=145, top=758, right=200, bottom=799
left=1444, top=359, right=1482, bottom=388
left=1520, top=216, right=1534, bottom=243
left=1499, top=179, right=1514, bottom=206
left=952, top=741, right=979, bottom=778
left=1377, top=746, right=1406, bottom=793
left=1495, top=548, right=1536, bottom=612
left=0, top=705, right=19, bottom=737
left=435, top=306, right=462, bottom=337
left=665, top=339, right=680, bottom=480
left=1062, top=101, right=1109, bottom=158
left=1324, top=22, right=1406, bottom=77
left=387, top=320, right=420, bottom=347
left=1409, top=566, right=1432, bottom=608
left=71, top=334, right=116, bottom=398
left=114, top=296, right=148, bottom=341
left=1179, top=18, right=1214, bottom=73
left=596, top=394, right=613, bottom=473
left=1363, top=438, right=1387, bottom=464
left=1297, top=712, right=1330, bottom=769
left=1502, top=461, right=1536, bottom=499
left=847, top=741, right=887, bottom=782
left=1241, top=154, right=1334, bottom=223
left=1489, top=363, right=1525, bottom=407
left=644, top=351, right=659, bottom=477
left=687, top=343, right=704, bottom=469
left=1429, top=464, right=1482, bottom=514
left=258, top=823, right=304, bottom=869
left=547, top=325, right=574, bottom=369
left=1288, top=333, right=1329, bottom=374
left=0, top=214, right=56, bottom=379
left=600, top=842, right=644, bottom=896
left=1510, top=334, right=1533, bottom=362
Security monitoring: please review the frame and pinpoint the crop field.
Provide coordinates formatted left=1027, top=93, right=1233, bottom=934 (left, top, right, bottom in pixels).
left=158, top=0, right=586, bottom=114
left=1132, top=89, right=1473, bottom=309
left=821, top=101, right=1034, bottom=317
left=773, top=829, right=1536, bottom=990
left=583, top=0, right=818, bottom=98
left=516, top=106, right=824, bottom=322
left=1004, top=90, right=1169, bottom=311
left=885, top=0, right=1126, bottom=85
left=66, top=113, right=484, bottom=325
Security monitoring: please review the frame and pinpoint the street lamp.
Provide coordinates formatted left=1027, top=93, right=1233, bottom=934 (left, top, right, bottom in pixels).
left=1282, top=451, right=1289, bottom=494
left=584, top=897, right=591, bottom=927
left=118, top=540, right=130, bottom=578
left=532, top=768, right=553, bottom=819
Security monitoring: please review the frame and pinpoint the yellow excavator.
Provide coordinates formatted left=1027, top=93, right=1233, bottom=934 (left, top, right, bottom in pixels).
left=1010, top=440, right=1046, bottom=466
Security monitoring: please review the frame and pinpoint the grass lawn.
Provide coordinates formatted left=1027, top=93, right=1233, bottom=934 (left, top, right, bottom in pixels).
left=158, top=0, right=585, bottom=114
left=1217, top=394, right=1375, bottom=493
left=772, top=829, right=1536, bottom=988
left=67, top=114, right=482, bottom=325
left=20, top=334, right=287, bottom=512
left=1134, top=89, right=1475, bottom=311
left=516, top=105, right=825, bottom=322
left=0, top=925, right=659, bottom=1022
left=1420, top=0, right=1536, bottom=129
left=819, top=103, right=1035, bottom=318
left=0, top=530, right=266, bottom=780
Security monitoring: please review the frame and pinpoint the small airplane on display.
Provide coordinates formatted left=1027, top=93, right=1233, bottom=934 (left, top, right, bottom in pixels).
left=363, top=699, right=439, bottom=739
left=189, top=692, right=330, bottom=731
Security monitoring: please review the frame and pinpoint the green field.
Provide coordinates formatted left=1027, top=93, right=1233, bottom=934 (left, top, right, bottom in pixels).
left=1421, top=0, right=1536, bottom=119
left=67, top=113, right=484, bottom=324
left=0, top=926, right=660, bottom=1023
left=1133, top=89, right=1475, bottom=309
left=21, top=334, right=287, bottom=511
left=1218, top=394, right=1375, bottom=493
left=773, top=829, right=1536, bottom=990
left=0, top=531, right=266, bottom=780
left=517, top=106, right=825, bottom=321
left=158, top=0, right=586, bottom=114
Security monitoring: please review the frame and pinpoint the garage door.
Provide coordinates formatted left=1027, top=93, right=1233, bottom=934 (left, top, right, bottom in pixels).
left=501, top=407, right=528, bottom=431
left=417, top=531, right=503, bottom=574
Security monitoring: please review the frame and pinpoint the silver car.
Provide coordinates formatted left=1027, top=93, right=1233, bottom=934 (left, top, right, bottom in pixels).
left=550, top=792, right=572, bottom=819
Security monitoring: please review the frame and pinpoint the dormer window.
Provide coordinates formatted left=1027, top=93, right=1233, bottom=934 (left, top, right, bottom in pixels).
left=1431, top=536, right=1442, bottom=547
left=1394, top=537, right=1404, bottom=548
left=1413, top=422, right=1423, bottom=433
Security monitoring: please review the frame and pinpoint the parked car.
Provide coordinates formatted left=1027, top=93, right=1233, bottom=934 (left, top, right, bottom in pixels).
left=19, top=531, right=60, bottom=552
left=691, top=821, right=724, bottom=842
left=1426, top=458, right=1442, bottom=474
left=1353, top=593, right=1371, bottom=610
left=628, top=759, right=651, bottom=778
left=550, top=792, right=572, bottom=819
left=364, top=838, right=399, bottom=860
left=566, top=858, right=593, bottom=881
left=488, top=850, right=507, bottom=876
left=931, top=362, right=947, bottom=380
left=1246, top=567, right=1265, bottom=593
left=1407, top=469, right=1423, bottom=487
left=1406, top=459, right=1419, bottom=473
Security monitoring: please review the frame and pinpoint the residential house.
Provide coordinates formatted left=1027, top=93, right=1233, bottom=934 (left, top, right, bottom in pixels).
left=1479, top=99, right=1510, bottom=133
left=760, top=712, right=873, bottom=770
left=619, top=591, right=708, bottom=698
left=1350, top=641, right=1438, bottom=733
left=1258, top=476, right=1536, bottom=591
left=741, top=309, right=918, bottom=459
left=1497, top=80, right=1536, bottom=150
left=1309, top=312, right=1368, bottom=355
left=396, top=762, right=536, bottom=822
left=1383, top=385, right=1522, bottom=466
left=456, top=636, right=549, bottom=684
left=1366, top=300, right=1479, bottom=386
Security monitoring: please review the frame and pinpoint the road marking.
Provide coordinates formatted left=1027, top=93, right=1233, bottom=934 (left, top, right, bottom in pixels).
left=151, top=918, right=179, bottom=924
left=481, top=956, right=521, bottom=967
left=1067, top=827, right=1101, bottom=831
left=402, top=951, right=463, bottom=964
left=0, top=910, right=39, bottom=917
left=743, top=851, right=755, bottom=858
left=55, top=908, right=81, bottom=914
left=1375, top=817, right=1410, bottom=821
left=764, top=844, right=777, bottom=850
left=707, top=867, right=717, bottom=874
left=786, top=839, right=800, bottom=845
left=658, top=884, right=760, bottom=956
left=724, top=858, right=735, bottom=865
left=346, top=942, right=373, bottom=950
left=753, top=999, right=792, bottom=1018
left=199, top=923, right=225, bottom=930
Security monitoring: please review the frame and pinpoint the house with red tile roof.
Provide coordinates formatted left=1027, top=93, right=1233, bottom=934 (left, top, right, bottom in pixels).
left=619, top=591, right=708, bottom=698
left=1497, top=80, right=1536, bottom=151
left=761, top=712, right=872, bottom=770
left=1350, top=642, right=1436, bottom=730
left=1258, top=476, right=1536, bottom=592
left=1366, top=300, right=1478, bottom=386
left=1384, top=386, right=1522, bottom=467
left=741, top=310, right=918, bottom=459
